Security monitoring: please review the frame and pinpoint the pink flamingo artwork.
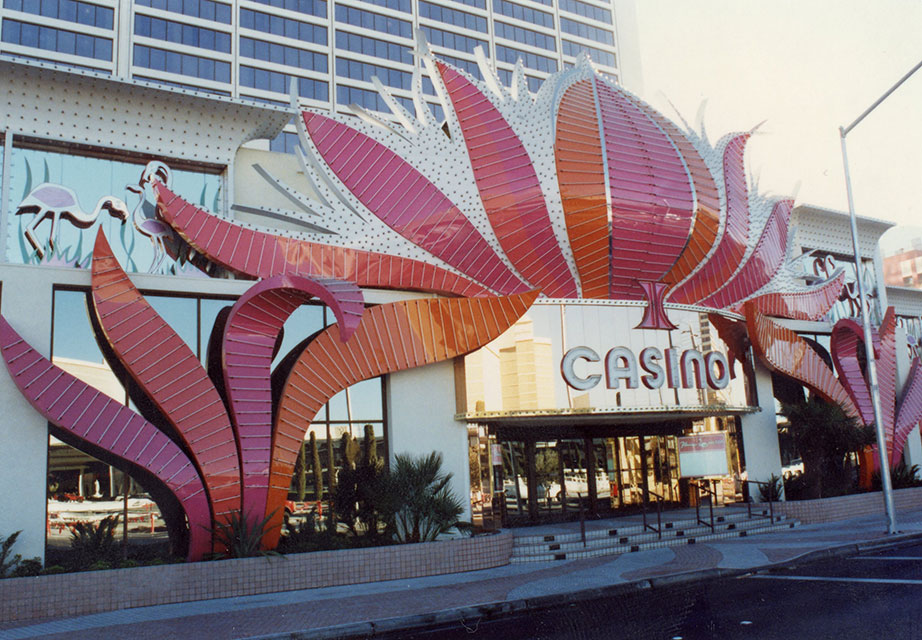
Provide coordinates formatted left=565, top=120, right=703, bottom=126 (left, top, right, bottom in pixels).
left=127, top=161, right=175, bottom=272
left=15, top=184, right=129, bottom=258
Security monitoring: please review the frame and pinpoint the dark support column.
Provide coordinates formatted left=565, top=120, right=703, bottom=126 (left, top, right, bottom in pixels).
left=525, top=440, right=538, bottom=522
left=557, top=440, right=567, bottom=513
left=639, top=435, right=650, bottom=505
left=614, top=437, right=624, bottom=508
left=584, top=438, right=597, bottom=515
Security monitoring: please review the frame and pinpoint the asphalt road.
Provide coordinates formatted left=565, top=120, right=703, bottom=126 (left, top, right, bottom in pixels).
left=389, top=542, right=922, bottom=640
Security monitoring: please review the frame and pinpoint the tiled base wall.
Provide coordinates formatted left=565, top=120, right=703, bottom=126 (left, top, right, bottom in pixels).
left=0, top=532, right=513, bottom=624
left=772, top=486, right=922, bottom=524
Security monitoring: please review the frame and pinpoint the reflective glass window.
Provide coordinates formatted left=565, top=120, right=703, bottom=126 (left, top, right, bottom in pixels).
left=334, top=5, right=411, bottom=38
left=134, top=15, right=231, bottom=52
left=420, top=25, right=486, bottom=54
left=433, top=53, right=481, bottom=78
left=147, top=295, right=197, bottom=354
left=269, top=130, right=300, bottom=154
left=8, top=0, right=114, bottom=29
left=418, top=1, right=486, bottom=33
left=561, top=39, right=615, bottom=66
left=239, top=65, right=329, bottom=100
left=135, top=0, right=231, bottom=23
left=249, top=0, right=326, bottom=18
left=494, top=21, right=556, bottom=51
left=559, top=0, right=611, bottom=24
left=360, top=0, right=410, bottom=11
left=240, top=8, right=327, bottom=45
left=239, top=36, right=327, bottom=72
left=337, top=84, right=413, bottom=113
left=491, top=0, right=552, bottom=28
left=334, top=30, right=412, bottom=64
left=335, top=57, right=411, bottom=90
left=133, top=44, right=230, bottom=82
left=497, top=67, right=543, bottom=92
left=495, top=44, right=557, bottom=73
left=559, top=17, right=614, bottom=45
left=1, top=19, right=113, bottom=60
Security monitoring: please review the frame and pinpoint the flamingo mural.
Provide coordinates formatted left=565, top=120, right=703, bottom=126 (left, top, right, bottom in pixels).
left=14, top=184, right=129, bottom=258
left=126, top=160, right=178, bottom=272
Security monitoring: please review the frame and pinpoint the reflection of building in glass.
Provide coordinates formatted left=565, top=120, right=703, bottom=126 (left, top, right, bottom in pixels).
left=499, top=318, right=554, bottom=411
left=464, top=316, right=554, bottom=412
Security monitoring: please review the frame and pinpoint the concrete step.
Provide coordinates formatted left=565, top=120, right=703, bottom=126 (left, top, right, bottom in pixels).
left=513, top=508, right=776, bottom=546
left=510, top=515, right=797, bottom=563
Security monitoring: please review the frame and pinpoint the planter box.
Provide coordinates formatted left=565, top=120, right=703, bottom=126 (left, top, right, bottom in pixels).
left=0, top=532, right=513, bottom=624
left=772, top=486, right=922, bottom=524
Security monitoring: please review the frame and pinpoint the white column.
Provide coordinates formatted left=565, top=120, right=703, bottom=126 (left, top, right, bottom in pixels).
left=387, top=360, right=472, bottom=520
left=0, top=267, right=55, bottom=562
left=739, top=360, right=784, bottom=501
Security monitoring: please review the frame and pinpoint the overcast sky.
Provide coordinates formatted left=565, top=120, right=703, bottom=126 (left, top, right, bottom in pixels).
left=632, top=1, right=922, bottom=254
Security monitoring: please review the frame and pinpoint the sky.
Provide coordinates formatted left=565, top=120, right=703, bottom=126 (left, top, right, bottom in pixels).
left=631, top=1, right=922, bottom=255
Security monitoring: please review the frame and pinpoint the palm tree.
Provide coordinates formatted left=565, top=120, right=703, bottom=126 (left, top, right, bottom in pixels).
left=391, top=452, right=464, bottom=543
left=779, top=396, right=873, bottom=498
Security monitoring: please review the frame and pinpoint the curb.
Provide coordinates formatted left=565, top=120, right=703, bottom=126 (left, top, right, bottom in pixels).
left=251, top=531, right=922, bottom=640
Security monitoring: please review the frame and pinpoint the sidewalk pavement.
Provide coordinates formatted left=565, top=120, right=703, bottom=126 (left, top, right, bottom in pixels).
left=3, top=506, right=922, bottom=640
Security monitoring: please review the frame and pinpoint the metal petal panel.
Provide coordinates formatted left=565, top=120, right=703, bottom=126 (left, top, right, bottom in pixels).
left=740, top=271, right=846, bottom=321
left=596, top=82, right=695, bottom=299
left=894, top=358, right=922, bottom=465
left=745, top=303, right=858, bottom=418
left=90, top=231, right=241, bottom=520
left=702, top=199, right=792, bottom=309
left=0, top=316, right=211, bottom=561
left=877, top=308, right=898, bottom=464
left=263, top=289, right=540, bottom=546
left=554, top=79, right=609, bottom=298
left=302, top=111, right=526, bottom=295
left=830, top=319, right=876, bottom=427
left=221, top=274, right=364, bottom=522
left=669, top=134, right=751, bottom=305
left=436, top=62, right=577, bottom=298
left=635, top=103, right=722, bottom=289
left=154, top=183, right=492, bottom=298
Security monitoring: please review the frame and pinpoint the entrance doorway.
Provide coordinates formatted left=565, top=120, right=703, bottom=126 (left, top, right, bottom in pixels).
left=495, top=434, right=682, bottom=524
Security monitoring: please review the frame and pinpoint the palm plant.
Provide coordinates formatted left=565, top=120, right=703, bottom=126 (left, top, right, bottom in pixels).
left=70, top=515, right=120, bottom=568
left=391, top=452, right=464, bottom=543
left=1, top=530, right=23, bottom=578
left=209, top=510, right=280, bottom=559
left=779, top=396, right=873, bottom=498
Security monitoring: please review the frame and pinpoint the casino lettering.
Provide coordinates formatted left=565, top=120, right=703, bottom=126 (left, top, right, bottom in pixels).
left=560, top=346, right=731, bottom=392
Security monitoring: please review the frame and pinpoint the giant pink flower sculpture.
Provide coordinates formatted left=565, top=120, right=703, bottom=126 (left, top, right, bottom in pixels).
left=0, top=51, right=864, bottom=558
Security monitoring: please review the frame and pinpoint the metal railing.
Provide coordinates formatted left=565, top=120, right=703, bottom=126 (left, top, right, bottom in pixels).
left=740, top=479, right=776, bottom=522
left=690, top=479, right=717, bottom=533
left=641, top=489, right=665, bottom=539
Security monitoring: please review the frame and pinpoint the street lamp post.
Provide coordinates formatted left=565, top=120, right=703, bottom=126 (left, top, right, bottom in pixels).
left=839, top=58, right=922, bottom=535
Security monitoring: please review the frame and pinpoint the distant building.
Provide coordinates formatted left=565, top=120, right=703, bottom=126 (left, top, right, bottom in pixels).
left=884, top=237, right=922, bottom=288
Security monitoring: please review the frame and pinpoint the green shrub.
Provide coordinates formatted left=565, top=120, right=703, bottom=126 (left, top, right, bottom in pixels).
left=391, top=452, right=464, bottom=543
left=12, top=558, right=43, bottom=577
left=41, top=565, right=66, bottom=575
left=758, top=474, right=783, bottom=502
left=209, top=510, right=281, bottom=559
left=1, top=531, right=23, bottom=578
left=872, top=461, right=922, bottom=490
left=69, top=516, right=120, bottom=569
